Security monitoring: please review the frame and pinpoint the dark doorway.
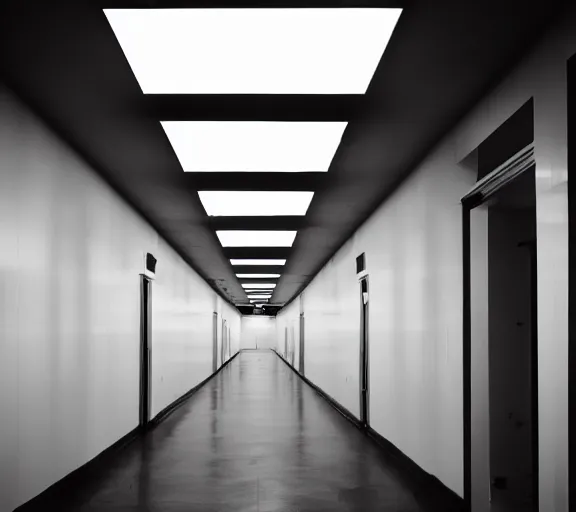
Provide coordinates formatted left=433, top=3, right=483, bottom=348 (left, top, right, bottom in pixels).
left=359, top=276, right=369, bottom=427
left=463, top=135, right=537, bottom=512
left=568, top=52, right=576, bottom=512
left=487, top=168, right=538, bottom=512
left=139, top=275, right=152, bottom=428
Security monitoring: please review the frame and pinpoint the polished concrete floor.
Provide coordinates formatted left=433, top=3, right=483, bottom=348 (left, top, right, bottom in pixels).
left=26, top=350, right=460, bottom=512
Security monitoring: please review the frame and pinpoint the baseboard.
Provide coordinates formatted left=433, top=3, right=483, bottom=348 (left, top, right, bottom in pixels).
left=14, top=425, right=142, bottom=511
left=365, top=426, right=465, bottom=511
left=271, top=349, right=465, bottom=512
left=272, top=349, right=362, bottom=428
left=14, top=350, right=241, bottom=512
left=149, top=350, right=240, bottom=427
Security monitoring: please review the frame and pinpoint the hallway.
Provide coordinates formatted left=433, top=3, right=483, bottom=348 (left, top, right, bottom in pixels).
left=2, top=2, right=575, bottom=510
left=23, top=351, right=448, bottom=512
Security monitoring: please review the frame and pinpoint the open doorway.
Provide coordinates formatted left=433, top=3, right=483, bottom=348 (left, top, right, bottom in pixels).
left=139, top=275, right=152, bottom=428
left=486, top=167, right=537, bottom=512
left=359, top=276, right=369, bottom=427
left=464, top=139, right=538, bottom=511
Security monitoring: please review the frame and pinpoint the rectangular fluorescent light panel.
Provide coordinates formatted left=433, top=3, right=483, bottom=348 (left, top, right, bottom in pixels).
left=248, top=295, right=272, bottom=299
left=198, top=191, right=314, bottom=216
left=236, top=274, right=280, bottom=279
left=241, top=284, right=276, bottom=289
left=217, top=231, right=296, bottom=247
left=250, top=300, right=269, bottom=304
left=104, top=8, right=402, bottom=95
left=231, top=259, right=286, bottom=266
left=161, top=122, right=346, bottom=173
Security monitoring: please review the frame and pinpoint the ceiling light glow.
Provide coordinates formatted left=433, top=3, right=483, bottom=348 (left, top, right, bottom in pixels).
left=161, top=122, right=346, bottom=173
left=217, top=230, right=296, bottom=247
left=104, top=8, right=402, bottom=94
left=248, top=295, right=272, bottom=299
left=198, top=191, right=314, bottom=216
left=230, top=259, right=286, bottom=266
left=241, top=284, right=276, bottom=289
left=236, top=274, right=280, bottom=278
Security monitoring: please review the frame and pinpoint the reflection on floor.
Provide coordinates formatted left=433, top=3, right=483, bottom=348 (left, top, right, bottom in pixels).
left=20, top=350, right=462, bottom=512
left=490, top=488, right=536, bottom=512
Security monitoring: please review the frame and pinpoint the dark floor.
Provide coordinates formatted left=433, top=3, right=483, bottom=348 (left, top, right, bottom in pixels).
left=23, top=350, right=460, bottom=512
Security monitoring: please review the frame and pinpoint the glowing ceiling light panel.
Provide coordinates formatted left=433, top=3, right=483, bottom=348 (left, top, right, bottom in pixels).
left=198, top=191, right=314, bottom=216
left=161, top=122, right=346, bottom=173
left=216, top=230, right=296, bottom=247
left=241, top=284, right=276, bottom=289
left=103, top=8, right=402, bottom=94
left=230, top=259, right=287, bottom=266
left=236, top=274, right=281, bottom=279
left=248, top=295, right=272, bottom=299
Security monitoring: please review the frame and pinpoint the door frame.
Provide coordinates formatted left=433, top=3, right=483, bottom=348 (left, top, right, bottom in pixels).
left=228, top=326, right=232, bottom=360
left=522, top=238, right=539, bottom=507
left=299, top=313, right=305, bottom=374
left=567, top=52, right=576, bottom=512
left=290, top=325, right=296, bottom=366
left=359, top=275, right=370, bottom=427
left=212, top=312, right=218, bottom=372
left=461, top=142, right=537, bottom=511
left=139, top=274, right=152, bottom=428
left=221, top=318, right=227, bottom=365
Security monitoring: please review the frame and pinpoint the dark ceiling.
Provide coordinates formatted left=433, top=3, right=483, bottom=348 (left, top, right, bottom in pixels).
left=0, top=0, right=564, bottom=311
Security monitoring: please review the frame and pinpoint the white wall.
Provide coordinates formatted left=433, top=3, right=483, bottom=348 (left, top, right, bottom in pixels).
left=218, top=297, right=241, bottom=365
left=0, top=85, right=240, bottom=512
left=299, top=241, right=364, bottom=418
left=456, top=8, right=572, bottom=511
left=284, top=6, right=574, bottom=510
left=240, top=316, right=276, bottom=349
left=276, top=299, right=300, bottom=368
left=297, top=131, right=473, bottom=492
left=150, top=247, right=212, bottom=417
left=149, top=260, right=240, bottom=418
